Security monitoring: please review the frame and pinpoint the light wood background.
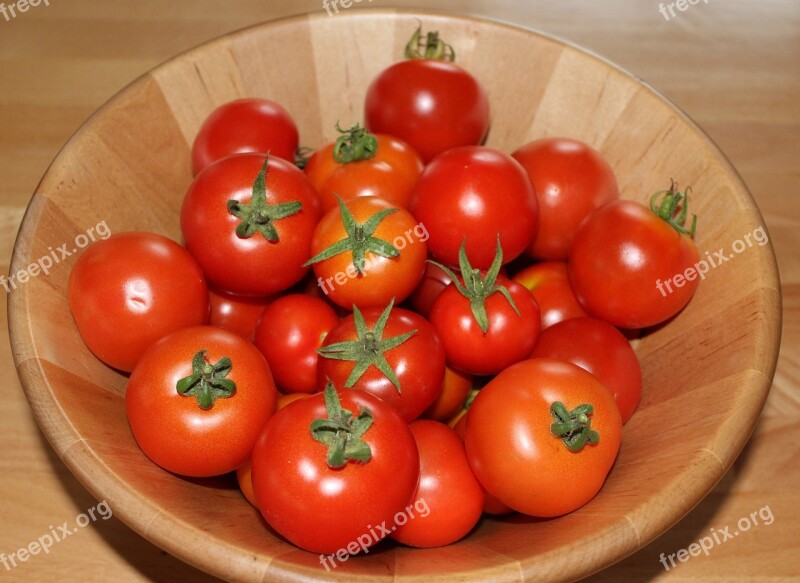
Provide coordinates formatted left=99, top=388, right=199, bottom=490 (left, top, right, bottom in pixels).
left=0, top=1, right=797, bottom=581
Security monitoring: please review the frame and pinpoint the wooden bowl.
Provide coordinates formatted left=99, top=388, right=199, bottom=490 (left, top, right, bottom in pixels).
left=9, top=8, right=781, bottom=582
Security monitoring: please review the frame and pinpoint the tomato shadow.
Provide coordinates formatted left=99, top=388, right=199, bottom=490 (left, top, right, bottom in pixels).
left=33, top=420, right=224, bottom=582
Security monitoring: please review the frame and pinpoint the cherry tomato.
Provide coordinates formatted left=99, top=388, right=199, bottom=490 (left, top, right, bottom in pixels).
left=465, top=358, right=622, bottom=517
left=192, top=98, right=298, bottom=175
left=530, top=317, right=642, bottom=423
left=305, top=125, right=423, bottom=212
left=181, top=153, right=321, bottom=296
left=251, top=384, right=419, bottom=554
left=569, top=183, right=700, bottom=328
left=429, top=242, right=541, bottom=375
left=126, top=326, right=277, bottom=477
left=513, top=262, right=587, bottom=329
left=423, top=366, right=472, bottom=421
left=208, top=287, right=272, bottom=341
left=391, top=420, right=483, bottom=548
left=318, top=301, right=445, bottom=422
left=512, top=138, right=619, bottom=260
left=68, top=232, right=209, bottom=372
left=410, top=146, right=538, bottom=269
left=365, top=27, right=489, bottom=163
left=306, top=197, right=427, bottom=309
left=254, top=294, right=339, bottom=393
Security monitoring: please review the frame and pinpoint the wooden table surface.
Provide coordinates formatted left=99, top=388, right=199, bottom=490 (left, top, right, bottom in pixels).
left=1, top=1, right=797, bottom=581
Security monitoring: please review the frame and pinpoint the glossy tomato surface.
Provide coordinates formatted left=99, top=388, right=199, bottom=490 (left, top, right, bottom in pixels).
left=126, top=326, right=277, bottom=477
left=208, top=287, right=272, bottom=341
left=569, top=200, right=701, bottom=328
left=513, top=261, right=587, bottom=329
left=251, top=387, right=419, bottom=554
left=531, top=317, right=642, bottom=423
left=68, top=232, right=209, bottom=372
left=465, top=358, right=622, bottom=517
left=365, top=59, right=489, bottom=163
left=410, top=146, right=538, bottom=269
left=192, top=98, right=298, bottom=175
left=181, top=153, right=321, bottom=296
left=513, top=137, right=618, bottom=260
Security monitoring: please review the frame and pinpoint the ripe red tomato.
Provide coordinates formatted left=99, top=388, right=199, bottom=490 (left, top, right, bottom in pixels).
left=181, top=153, right=321, bottom=296
left=429, top=243, right=541, bottom=375
left=208, top=287, right=272, bottom=341
left=254, top=294, right=339, bottom=393
left=410, top=146, right=538, bottom=269
left=126, top=326, right=277, bottom=477
left=569, top=184, right=701, bottom=328
left=530, top=317, right=642, bottom=423
left=391, top=420, right=483, bottom=548
left=192, top=98, right=299, bottom=175
left=318, top=301, right=445, bottom=422
left=465, top=358, right=622, bottom=517
left=364, top=27, right=489, bottom=163
left=305, top=125, right=423, bottom=212
left=251, top=384, right=419, bottom=554
left=306, top=197, right=427, bottom=309
left=512, top=138, right=619, bottom=260
left=68, top=232, right=209, bottom=372
left=513, top=262, right=588, bottom=329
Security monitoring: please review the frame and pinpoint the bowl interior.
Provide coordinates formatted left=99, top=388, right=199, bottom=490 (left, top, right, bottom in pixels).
left=9, top=9, right=781, bottom=582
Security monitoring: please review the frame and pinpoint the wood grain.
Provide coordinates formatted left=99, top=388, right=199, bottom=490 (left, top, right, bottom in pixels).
left=0, top=1, right=797, bottom=582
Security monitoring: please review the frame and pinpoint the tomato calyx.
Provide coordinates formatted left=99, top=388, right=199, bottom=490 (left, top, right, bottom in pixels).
left=550, top=401, right=600, bottom=453
left=317, top=300, right=417, bottom=394
left=227, top=155, right=303, bottom=241
left=649, top=179, right=698, bottom=237
left=333, top=122, right=378, bottom=164
left=404, top=23, right=456, bottom=61
left=430, top=238, right=520, bottom=334
left=176, top=350, right=237, bottom=410
left=304, top=195, right=400, bottom=275
left=310, top=382, right=374, bottom=468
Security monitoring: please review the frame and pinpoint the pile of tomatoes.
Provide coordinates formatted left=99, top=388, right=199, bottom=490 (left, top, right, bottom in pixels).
left=67, top=26, right=701, bottom=556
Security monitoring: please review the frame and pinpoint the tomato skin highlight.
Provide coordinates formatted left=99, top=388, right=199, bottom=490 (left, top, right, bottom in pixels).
left=254, top=294, right=339, bottom=394
left=513, top=262, right=588, bottom=330
left=181, top=153, right=321, bottom=297
left=530, top=317, right=642, bottom=423
left=391, top=420, right=484, bottom=548
left=365, top=59, right=490, bottom=163
left=68, top=232, right=209, bottom=372
left=465, top=358, right=622, bottom=517
left=569, top=199, right=701, bottom=328
left=318, top=306, right=445, bottom=422
left=512, top=137, right=619, bottom=261
left=251, top=388, right=419, bottom=554
left=125, top=326, right=277, bottom=478
left=305, top=134, right=423, bottom=212
left=192, top=98, right=299, bottom=175
left=429, top=276, right=541, bottom=376
left=410, top=146, right=538, bottom=270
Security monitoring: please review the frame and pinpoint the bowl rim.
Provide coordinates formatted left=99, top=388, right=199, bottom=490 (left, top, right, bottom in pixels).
left=9, top=6, right=782, bottom=582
